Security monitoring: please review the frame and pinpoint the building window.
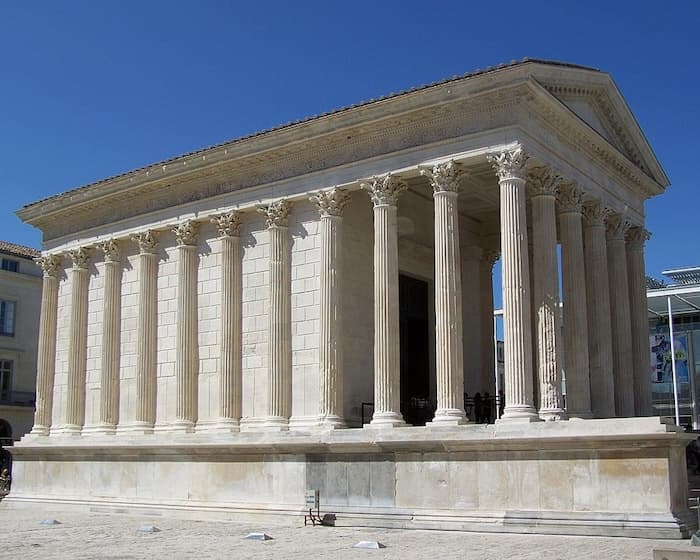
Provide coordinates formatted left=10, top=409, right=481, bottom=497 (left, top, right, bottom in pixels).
left=0, top=259, right=18, bottom=273
left=0, top=301, right=15, bottom=336
left=0, top=360, right=11, bottom=401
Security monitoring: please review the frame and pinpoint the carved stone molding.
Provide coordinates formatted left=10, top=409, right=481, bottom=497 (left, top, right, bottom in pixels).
left=310, top=188, right=350, bottom=217
left=582, top=199, right=606, bottom=226
left=626, top=225, right=651, bottom=248
left=68, top=247, right=91, bottom=270
left=212, top=212, right=241, bottom=237
left=35, top=254, right=62, bottom=277
left=173, top=220, right=200, bottom=246
left=557, top=183, right=584, bottom=214
left=527, top=167, right=560, bottom=197
left=605, top=211, right=632, bottom=240
left=361, top=174, right=407, bottom=206
left=97, top=239, right=121, bottom=263
left=131, top=230, right=159, bottom=254
left=488, top=146, right=527, bottom=181
left=419, top=160, right=464, bottom=193
left=258, top=200, right=290, bottom=228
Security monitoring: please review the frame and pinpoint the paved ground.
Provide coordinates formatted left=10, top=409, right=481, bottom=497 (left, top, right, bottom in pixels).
left=0, top=507, right=697, bottom=560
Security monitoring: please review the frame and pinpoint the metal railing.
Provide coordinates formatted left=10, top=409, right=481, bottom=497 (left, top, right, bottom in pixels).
left=0, top=390, right=35, bottom=407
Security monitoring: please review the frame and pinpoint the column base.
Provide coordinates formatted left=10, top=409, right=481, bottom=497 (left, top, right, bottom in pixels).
left=82, top=423, right=117, bottom=435
left=61, top=424, right=84, bottom=435
left=168, top=420, right=196, bottom=433
left=427, top=409, right=469, bottom=426
left=117, top=422, right=155, bottom=435
left=538, top=408, right=568, bottom=421
left=29, top=425, right=49, bottom=436
left=259, top=417, right=290, bottom=432
left=497, top=406, right=541, bottom=423
left=317, top=415, right=347, bottom=429
left=205, top=418, right=241, bottom=433
left=366, top=412, right=407, bottom=428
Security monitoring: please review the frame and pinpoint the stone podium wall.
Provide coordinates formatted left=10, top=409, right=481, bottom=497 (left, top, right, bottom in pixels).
left=4, top=418, right=694, bottom=538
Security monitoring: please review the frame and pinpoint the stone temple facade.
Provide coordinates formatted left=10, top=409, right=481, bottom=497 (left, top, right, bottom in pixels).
left=6, top=59, right=693, bottom=537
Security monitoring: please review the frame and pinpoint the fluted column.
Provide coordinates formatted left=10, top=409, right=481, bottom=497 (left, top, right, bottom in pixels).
left=421, top=161, right=467, bottom=425
left=557, top=183, right=592, bottom=418
left=627, top=226, right=652, bottom=416
left=362, top=174, right=407, bottom=427
left=64, top=247, right=91, bottom=433
left=30, top=254, right=62, bottom=436
left=582, top=201, right=616, bottom=418
left=488, top=147, right=538, bottom=421
left=259, top=201, right=292, bottom=430
left=606, top=213, right=635, bottom=416
left=311, top=189, right=350, bottom=428
left=479, top=250, right=499, bottom=396
left=528, top=168, right=565, bottom=420
left=130, top=230, right=159, bottom=432
left=212, top=213, right=243, bottom=430
left=96, top=240, right=122, bottom=432
left=173, top=220, right=200, bottom=431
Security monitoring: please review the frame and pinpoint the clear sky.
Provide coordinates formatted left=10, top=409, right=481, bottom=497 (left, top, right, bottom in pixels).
left=1, top=1, right=697, bottom=283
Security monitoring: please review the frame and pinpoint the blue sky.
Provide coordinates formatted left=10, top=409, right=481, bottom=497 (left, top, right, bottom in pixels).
left=1, top=1, right=697, bottom=283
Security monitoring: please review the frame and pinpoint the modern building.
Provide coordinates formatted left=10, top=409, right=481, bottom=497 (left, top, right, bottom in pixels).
left=5, top=59, right=693, bottom=537
left=0, top=241, right=41, bottom=445
left=647, top=268, right=700, bottom=428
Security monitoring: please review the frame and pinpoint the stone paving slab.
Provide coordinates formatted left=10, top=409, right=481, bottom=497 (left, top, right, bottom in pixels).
left=0, top=507, right=697, bottom=560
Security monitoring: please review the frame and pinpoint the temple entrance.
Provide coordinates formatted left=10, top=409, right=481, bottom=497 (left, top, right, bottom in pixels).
left=399, top=274, right=432, bottom=425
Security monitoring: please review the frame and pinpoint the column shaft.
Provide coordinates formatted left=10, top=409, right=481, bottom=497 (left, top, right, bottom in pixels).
left=99, top=240, right=122, bottom=431
left=259, top=201, right=292, bottom=429
left=174, top=221, right=199, bottom=430
left=607, top=215, right=635, bottom=416
left=312, top=189, right=350, bottom=428
left=131, top=230, right=159, bottom=431
left=583, top=202, right=616, bottom=418
left=422, top=162, right=467, bottom=425
left=529, top=170, right=565, bottom=419
left=627, top=227, right=652, bottom=416
left=558, top=186, right=592, bottom=418
left=363, top=175, right=406, bottom=426
left=214, top=212, right=242, bottom=429
left=489, top=149, right=538, bottom=421
left=31, top=255, right=61, bottom=435
left=65, top=248, right=91, bottom=433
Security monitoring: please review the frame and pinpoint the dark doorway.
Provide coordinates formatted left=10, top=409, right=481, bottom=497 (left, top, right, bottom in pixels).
left=0, top=419, right=11, bottom=446
left=399, top=274, right=432, bottom=425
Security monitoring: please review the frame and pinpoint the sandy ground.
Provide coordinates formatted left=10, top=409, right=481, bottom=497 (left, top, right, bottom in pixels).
left=0, top=506, right=696, bottom=560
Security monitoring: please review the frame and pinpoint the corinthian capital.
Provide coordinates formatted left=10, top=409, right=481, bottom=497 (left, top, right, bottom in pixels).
left=97, top=239, right=121, bottom=263
left=360, top=174, right=407, bottom=206
left=626, top=225, right=651, bottom=248
left=211, top=212, right=241, bottom=237
left=488, top=146, right=528, bottom=181
left=173, top=220, right=199, bottom=246
left=582, top=199, right=606, bottom=226
left=35, top=254, right=62, bottom=278
left=310, top=188, right=350, bottom=218
left=527, top=167, right=560, bottom=197
left=131, top=230, right=159, bottom=254
left=605, top=211, right=631, bottom=240
left=557, top=183, right=584, bottom=214
left=68, top=247, right=91, bottom=270
left=258, top=200, right=291, bottom=227
left=419, top=160, right=464, bottom=194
